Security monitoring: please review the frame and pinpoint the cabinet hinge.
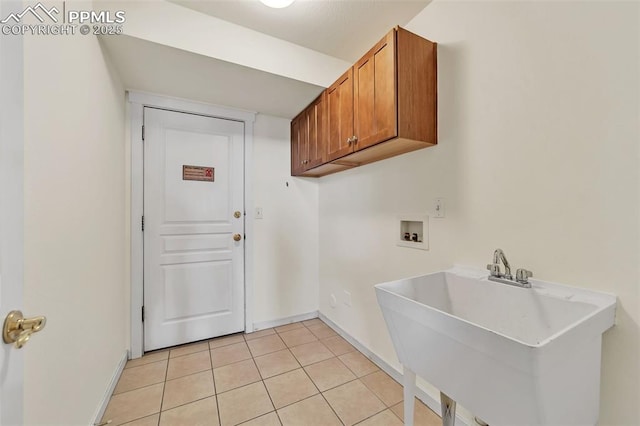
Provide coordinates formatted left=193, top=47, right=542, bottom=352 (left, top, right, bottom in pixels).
left=142, top=125, right=145, bottom=141
left=141, top=215, right=144, bottom=232
left=142, top=306, right=145, bottom=322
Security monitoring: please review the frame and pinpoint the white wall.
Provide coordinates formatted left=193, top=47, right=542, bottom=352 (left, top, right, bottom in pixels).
left=23, top=25, right=128, bottom=425
left=252, top=114, right=319, bottom=324
left=319, top=1, right=639, bottom=425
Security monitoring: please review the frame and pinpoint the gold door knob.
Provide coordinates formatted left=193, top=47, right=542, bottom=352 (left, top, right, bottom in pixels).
left=233, top=234, right=242, bottom=242
left=234, top=211, right=242, bottom=219
left=3, top=310, right=46, bottom=349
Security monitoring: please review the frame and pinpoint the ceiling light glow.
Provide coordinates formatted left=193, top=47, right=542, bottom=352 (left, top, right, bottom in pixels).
left=259, top=0, right=295, bottom=8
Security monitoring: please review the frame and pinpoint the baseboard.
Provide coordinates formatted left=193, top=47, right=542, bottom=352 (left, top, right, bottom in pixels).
left=318, top=313, right=472, bottom=426
left=91, top=350, right=129, bottom=426
left=253, top=310, right=318, bottom=331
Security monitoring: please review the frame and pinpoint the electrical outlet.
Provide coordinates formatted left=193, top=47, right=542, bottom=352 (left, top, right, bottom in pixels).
left=344, top=290, right=352, bottom=307
left=255, top=207, right=263, bottom=219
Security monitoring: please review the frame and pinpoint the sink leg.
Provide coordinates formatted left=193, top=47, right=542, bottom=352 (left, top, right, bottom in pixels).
left=440, top=392, right=457, bottom=426
left=402, top=366, right=416, bottom=426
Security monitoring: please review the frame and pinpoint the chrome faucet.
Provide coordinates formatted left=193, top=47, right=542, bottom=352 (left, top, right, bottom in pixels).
left=487, top=248, right=532, bottom=288
left=493, top=248, right=512, bottom=279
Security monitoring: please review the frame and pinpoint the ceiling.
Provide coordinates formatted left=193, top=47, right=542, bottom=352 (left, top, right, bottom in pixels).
left=166, top=0, right=430, bottom=62
left=100, top=36, right=325, bottom=118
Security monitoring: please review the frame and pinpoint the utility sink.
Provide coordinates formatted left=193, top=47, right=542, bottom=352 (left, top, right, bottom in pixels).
left=375, top=266, right=616, bottom=426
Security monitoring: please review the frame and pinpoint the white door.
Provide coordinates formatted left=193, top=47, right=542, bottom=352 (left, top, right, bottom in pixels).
left=143, top=107, right=245, bottom=351
left=0, top=0, right=24, bottom=422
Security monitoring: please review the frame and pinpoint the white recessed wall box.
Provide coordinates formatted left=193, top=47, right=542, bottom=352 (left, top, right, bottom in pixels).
left=397, top=214, right=429, bottom=250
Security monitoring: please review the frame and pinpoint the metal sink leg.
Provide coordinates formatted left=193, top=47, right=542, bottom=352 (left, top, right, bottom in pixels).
left=402, top=366, right=416, bottom=426
left=440, top=392, right=457, bottom=426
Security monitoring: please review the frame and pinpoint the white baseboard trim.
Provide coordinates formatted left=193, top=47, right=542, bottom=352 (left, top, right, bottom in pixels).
left=91, top=350, right=129, bottom=426
left=253, top=310, right=318, bottom=331
left=318, top=313, right=472, bottom=426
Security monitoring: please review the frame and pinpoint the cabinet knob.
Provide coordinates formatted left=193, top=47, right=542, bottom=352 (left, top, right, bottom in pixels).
left=352, top=136, right=358, bottom=144
left=347, top=137, right=353, bottom=145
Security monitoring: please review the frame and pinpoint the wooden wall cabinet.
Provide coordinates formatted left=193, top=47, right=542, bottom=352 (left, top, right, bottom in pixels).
left=292, top=26, right=437, bottom=177
left=353, top=30, right=397, bottom=152
left=326, top=68, right=354, bottom=161
left=291, top=92, right=327, bottom=176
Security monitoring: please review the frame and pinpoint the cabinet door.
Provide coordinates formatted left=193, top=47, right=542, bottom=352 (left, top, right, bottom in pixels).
left=353, top=30, right=397, bottom=151
left=306, top=93, right=326, bottom=169
left=326, top=68, right=354, bottom=162
left=290, top=115, right=305, bottom=176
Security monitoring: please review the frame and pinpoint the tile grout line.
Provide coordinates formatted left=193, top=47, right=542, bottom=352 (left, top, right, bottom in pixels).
left=156, top=349, right=170, bottom=423
left=246, top=333, right=288, bottom=358
left=208, top=346, right=222, bottom=426
left=210, top=342, right=253, bottom=370
left=249, top=355, right=278, bottom=418
left=101, top=382, right=166, bottom=426
left=119, top=357, right=168, bottom=372
left=157, top=394, right=217, bottom=417
left=388, top=403, right=407, bottom=423
left=318, top=387, right=346, bottom=426
left=242, top=338, right=330, bottom=422
left=358, top=370, right=405, bottom=409
left=275, top=392, right=345, bottom=425
left=255, top=348, right=302, bottom=381
left=167, top=339, right=216, bottom=359
left=124, top=351, right=170, bottom=369
left=352, top=405, right=390, bottom=426
left=309, top=321, right=383, bottom=424
left=306, top=363, right=366, bottom=394
left=299, top=321, right=347, bottom=425
left=112, top=360, right=168, bottom=396
left=342, top=373, right=388, bottom=425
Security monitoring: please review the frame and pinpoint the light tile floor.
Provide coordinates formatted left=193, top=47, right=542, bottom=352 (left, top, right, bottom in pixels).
left=101, top=319, right=441, bottom=426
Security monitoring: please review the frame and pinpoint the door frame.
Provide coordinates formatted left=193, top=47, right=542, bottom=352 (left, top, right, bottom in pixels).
left=127, top=91, right=256, bottom=358
left=0, top=0, right=25, bottom=422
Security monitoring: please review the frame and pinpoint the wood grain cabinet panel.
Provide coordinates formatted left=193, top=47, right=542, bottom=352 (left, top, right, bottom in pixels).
left=291, top=92, right=327, bottom=176
left=290, top=115, right=304, bottom=176
left=292, top=26, right=437, bottom=177
left=306, top=93, right=326, bottom=169
left=354, top=30, right=397, bottom=150
left=326, top=69, right=354, bottom=162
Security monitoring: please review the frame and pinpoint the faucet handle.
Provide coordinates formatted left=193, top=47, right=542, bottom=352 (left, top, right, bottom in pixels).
left=516, top=268, right=533, bottom=284
left=486, top=263, right=501, bottom=277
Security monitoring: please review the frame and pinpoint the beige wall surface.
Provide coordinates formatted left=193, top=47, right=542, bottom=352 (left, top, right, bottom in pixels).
left=252, top=114, right=320, bottom=324
left=23, top=29, right=128, bottom=424
left=318, top=1, right=639, bottom=424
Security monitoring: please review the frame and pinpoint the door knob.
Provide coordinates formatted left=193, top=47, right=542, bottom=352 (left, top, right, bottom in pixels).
left=234, top=211, right=242, bottom=219
left=3, top=310, right=46, bottom=349
left=233, top=234, right=242, bottom=242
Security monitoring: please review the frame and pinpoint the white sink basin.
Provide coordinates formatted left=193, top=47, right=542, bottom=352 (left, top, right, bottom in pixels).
left=375, top=266, right=616, bottom=426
